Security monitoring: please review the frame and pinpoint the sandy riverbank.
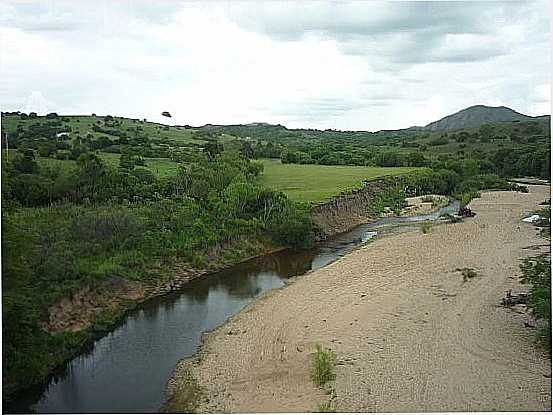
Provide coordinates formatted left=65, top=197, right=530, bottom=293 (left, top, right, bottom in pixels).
left=166, top=185, right=551, bottom=413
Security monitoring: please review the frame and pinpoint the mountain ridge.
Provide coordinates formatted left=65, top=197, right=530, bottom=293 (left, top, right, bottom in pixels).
left=420, top=104, right=547, bottom=131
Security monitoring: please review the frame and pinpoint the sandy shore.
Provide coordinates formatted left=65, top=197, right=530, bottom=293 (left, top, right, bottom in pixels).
left=167, top=185, right=551, bottom=413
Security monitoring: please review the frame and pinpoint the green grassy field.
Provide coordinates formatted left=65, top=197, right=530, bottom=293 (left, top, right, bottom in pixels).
left=96, top=152, right=181, bottom=177
left=259, top=159, right=421, bottom=204
left=2, top=150, right=181, bottom=178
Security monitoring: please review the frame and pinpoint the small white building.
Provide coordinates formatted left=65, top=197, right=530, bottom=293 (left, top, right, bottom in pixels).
left=56, top=132, right=69, bottom=138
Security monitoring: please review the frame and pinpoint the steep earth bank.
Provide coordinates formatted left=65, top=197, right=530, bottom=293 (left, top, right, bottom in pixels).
left=166, top=185, right=551, bottom=413
left=311, top=178, right=389, bottom=239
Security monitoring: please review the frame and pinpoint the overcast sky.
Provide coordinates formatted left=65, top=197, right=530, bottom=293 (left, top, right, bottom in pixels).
left=0, top=1, right=550, bottom=131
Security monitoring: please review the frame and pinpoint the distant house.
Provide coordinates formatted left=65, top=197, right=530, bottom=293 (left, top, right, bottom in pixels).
left=56, top=132, right=69, bottom=138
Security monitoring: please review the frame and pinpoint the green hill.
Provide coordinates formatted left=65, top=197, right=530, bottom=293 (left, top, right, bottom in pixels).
left=422, top=105, right=546, bottom=131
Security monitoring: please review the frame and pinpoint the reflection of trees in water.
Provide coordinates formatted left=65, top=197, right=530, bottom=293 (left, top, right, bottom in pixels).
left=142, top=302, right=160, bottom=322
left=180, top=247, right=319, bottom=304
left=183, top=278, right=211, bottom=303
left=254, top=249, right=315, bottom=278
left=201, top=250, right=317, bottom=300
left=211, top=267, right=262, bottom=299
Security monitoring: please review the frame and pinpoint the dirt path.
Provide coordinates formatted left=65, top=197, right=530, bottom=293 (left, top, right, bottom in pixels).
left=167, top=186, right=551, bottom=413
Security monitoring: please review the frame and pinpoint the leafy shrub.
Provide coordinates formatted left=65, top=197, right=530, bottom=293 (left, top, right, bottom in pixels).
left=455, top=191, right=481, bottom=209
left=456, top=267, right=478, bottom=282
left=367, top=185, right=406, bottom=217
left=131, top=167, right=156, bottom=183
left=420, top=222, right=432, bottom=234
left=310, top=344, right=336, bottom=386
left=520, top=255, right=551, bottom=346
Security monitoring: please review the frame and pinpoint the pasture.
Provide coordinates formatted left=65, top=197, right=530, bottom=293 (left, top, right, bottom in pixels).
left=259, top=159, right=421, bottom=204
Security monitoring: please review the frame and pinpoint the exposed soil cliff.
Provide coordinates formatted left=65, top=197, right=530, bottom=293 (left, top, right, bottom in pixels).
left=41, top=236, right=276, bottom=335
left=42, top=276, right=144, bottom=333
left=311, top=178, right=391, bottom=239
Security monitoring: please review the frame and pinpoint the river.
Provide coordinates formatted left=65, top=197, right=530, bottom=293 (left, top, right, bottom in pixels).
left=8, top=200, right=459, bottom=413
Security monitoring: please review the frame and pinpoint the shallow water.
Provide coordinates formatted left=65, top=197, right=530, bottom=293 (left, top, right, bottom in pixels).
left=8, top=200, right=458, bottom=414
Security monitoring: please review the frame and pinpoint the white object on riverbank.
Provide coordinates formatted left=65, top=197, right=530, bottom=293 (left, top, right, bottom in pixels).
left=522, top=214, right=540, bottom=223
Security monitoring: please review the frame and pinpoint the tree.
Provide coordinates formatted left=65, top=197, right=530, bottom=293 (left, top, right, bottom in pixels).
left=119, top=153, right=136, bottom=171
left=131, top=167, right=155, bottom=183
left=12, top=150, right=37, bottom=174
left=406, top=152, right=428, bottom=167
left=240, top=141, right=254, bottom=160
left=204, top=141, right=223, bottom=161
left=479, top=124, right=494, bottom=142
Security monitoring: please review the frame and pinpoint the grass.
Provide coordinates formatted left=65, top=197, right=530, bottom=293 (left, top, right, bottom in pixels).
left=97, top=152, right=182, bottom=178
left=3, top=149, right=181, bottom=178
left=310, top=344, right=337, bottom=387
left=317, top=400, right=336, bottom=412
left=259, top=159, right=420, bottom=204
left=163, top=368, right=203, bottom=413
left=420, top=222, right=432, bottom=234
left=456, top=267, right=478, bottom=282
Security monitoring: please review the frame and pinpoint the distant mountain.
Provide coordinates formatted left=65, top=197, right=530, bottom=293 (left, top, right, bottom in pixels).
left=422, top=105, right=545, bottom=131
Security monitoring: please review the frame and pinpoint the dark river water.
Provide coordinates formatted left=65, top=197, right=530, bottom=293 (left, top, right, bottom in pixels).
left=8, top=201, right=458, bottom=414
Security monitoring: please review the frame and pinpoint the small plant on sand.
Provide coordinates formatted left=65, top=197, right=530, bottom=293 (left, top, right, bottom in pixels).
left=310, top=344, right=336, bottom=386
left=456, top=267, right=478, bottom=282
left=163, top=369, right=203, bottom=413
left=317, top=400, right=336, bottom=413
left=316, top=386, right=337, bottom=412
left=420, top=222, right=432, bottom=234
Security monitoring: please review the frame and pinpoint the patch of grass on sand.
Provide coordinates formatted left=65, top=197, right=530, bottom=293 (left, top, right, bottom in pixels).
left=259, top=159, right=420, bottom=204
left=163, top=368, right=203, bottom=413
left=310, top=344, right=337, bottom=386
left=420, top=222, right=432, bottom=234
left=317, top=400, right=336, bottom=412
left=456, top=267, right=478, bottom=282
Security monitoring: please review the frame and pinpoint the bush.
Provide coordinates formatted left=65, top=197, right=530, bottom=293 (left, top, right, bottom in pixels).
left=420, top=222, right=432, bottom=234
left=456, top=267, right=478, bottom=282
left=455, top=191, right=481, bottom=209
left=429, top=137, right=449, bottom=146
left=131, top=167, right=156, bottom=183
left=317, top=400, right=336, bottom=412
left=310, top=344, right=336, bottom=386
left=520, top=255, right=551, bottom=346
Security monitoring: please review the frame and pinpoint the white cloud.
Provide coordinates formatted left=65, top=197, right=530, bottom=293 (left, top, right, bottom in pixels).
left=0, top=0, right=550, bottom=131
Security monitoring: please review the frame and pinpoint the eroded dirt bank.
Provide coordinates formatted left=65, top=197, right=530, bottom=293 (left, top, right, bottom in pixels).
left=167, top=185, right=551, bottom=413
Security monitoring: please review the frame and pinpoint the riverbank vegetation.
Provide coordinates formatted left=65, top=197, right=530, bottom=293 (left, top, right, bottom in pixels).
left=2, top=146, right=312, bottom=395
left=520, top=255, right=551, bottom=347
